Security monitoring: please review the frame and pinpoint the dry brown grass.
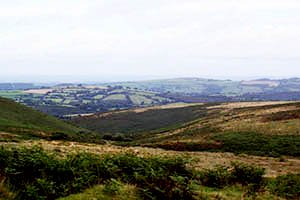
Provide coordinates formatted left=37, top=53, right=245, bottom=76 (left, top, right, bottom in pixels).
left=208, top=101, right=294, bottom=110
left=215, top=103, right=300, bottom=135
left=93, top=102, right=203, bottom=118
left=1, top=140, right=299, bottom=178
left=24, top=89, right=53, bottom=94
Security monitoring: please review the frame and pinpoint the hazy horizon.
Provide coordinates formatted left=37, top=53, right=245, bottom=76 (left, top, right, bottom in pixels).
left=0, top=74, right=299, bottom=84
left=1, top=1, right=300, bottom=80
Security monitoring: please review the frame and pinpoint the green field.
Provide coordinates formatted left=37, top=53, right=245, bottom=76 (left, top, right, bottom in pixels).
left=0, top=86, right=175, bottom=116
left=129, top=94, right=153, bottom=105
left=103, top=94, right=127, bottom=101
left=0, top=90, right=24, bottom=99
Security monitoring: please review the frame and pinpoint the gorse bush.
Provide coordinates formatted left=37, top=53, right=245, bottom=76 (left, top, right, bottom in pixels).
left=0, top=146, right=195, bottom=200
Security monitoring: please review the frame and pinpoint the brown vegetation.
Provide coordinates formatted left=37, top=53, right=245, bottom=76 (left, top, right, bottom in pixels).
left=2, top=140, right=300, bottom=178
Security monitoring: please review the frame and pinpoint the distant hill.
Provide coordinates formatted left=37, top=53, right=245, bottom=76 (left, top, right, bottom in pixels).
left=0, top=85, right=175, bottom=117
left=106, top=77, right=300, bottom=96
left=0, top=97, right=99, bottom=142
left=1, top=77, right=300, bottom=117
left=0, top=83, right=38, bottom=90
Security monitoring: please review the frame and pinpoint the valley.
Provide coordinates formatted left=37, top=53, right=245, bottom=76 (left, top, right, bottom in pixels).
left=2, top=1, right=299, bottom=198
left=1, top=78, right=300, bottom=118
left=0, top=90, right=299, bottom=199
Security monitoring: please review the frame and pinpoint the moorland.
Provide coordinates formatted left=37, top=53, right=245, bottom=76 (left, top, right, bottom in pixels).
left=0, top=94, right=299, bottom=199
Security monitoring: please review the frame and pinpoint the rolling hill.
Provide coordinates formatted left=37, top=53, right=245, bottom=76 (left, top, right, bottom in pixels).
left=72, top=101, right=300, bottom=157
left=71, top=103, right=208, bottom=139
left=0, top=85, right=174, bottom=117
left=1, top=78, right=300, bottom=117
left=1, top=98, right=300, bottom=199
left=0, top=97, right=99, bottom=142
left=106, top=77, right=300, bottom=95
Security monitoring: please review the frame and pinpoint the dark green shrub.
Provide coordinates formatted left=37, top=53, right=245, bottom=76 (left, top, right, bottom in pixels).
left=21, top=185, right=45, bottom=200
left=231, top=162, right=265, bottom=186
left=102, top=134, right=113, bottom=140
left=197, top=166, right=231, bottom=188
left=213, top=132, right=300, bottom=157
left=269, top=173, right=300, bottom=199
left=100, top=154, right=195, bottom=199
left=197, top=162, right=265, bottom=189
left=49, top=132, right=69, bottom=140
left=103, top=179, right=122, bottom=195
left=113, top=134, right=133, bottom=142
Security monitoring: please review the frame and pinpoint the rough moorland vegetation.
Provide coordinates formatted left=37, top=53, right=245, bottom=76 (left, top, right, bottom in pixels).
left=72, top=104, right=207, bottom=138
left=1, top=146, right=299, bottom=200
left=116, top=101, right=300, bottom=157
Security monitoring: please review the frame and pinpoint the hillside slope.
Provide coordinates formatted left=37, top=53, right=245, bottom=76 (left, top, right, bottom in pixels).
left=73, top=101, right=300, bottom=157
left=137, top=101, right=300, bottom=157
left=0, top=97, right=98, bottom=142
left=71, top=103, right=207, bottom=139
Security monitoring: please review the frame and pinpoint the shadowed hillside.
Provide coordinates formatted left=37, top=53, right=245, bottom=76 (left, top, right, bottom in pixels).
left=71, top=103, right=208, bottom=140
left=0, top=97, right=99, bottom=142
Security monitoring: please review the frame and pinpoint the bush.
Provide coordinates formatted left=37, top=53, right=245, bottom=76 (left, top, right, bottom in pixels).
left=102, top=134, right=113, bottom=140
left=49, top=132, right=69, bottom=140
left=100, top=154, right=195, bottom=199
left=269, top=173, right=300, bottom=199
left=197, top=162, right=265, bottom=189
left=103, top=179, right=122, bottom=195
left=231, top=162, right=265, bottom=186
left=0, top=147, right=195, bottom=200
left=198, top=166, right=231, bottom=188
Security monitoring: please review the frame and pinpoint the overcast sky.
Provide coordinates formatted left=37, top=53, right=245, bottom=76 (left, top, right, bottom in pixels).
left=1, top=0, right=300, bottom=82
